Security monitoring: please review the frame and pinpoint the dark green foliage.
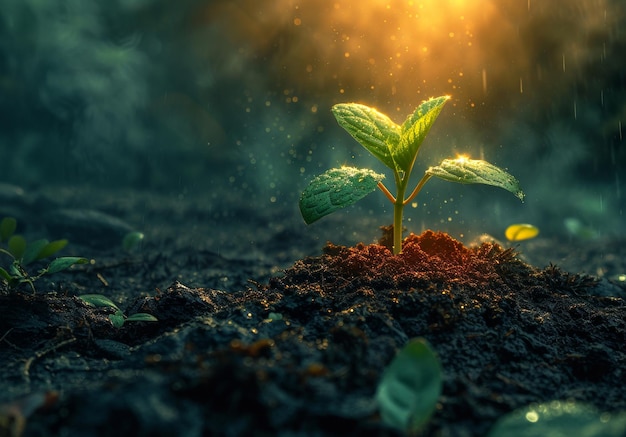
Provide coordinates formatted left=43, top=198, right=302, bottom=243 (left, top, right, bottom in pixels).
left=79, top=294, right=158, bottom=328
left=0, top=217, right=87, bottom=292
left=376, top=338, right=442, bottom=434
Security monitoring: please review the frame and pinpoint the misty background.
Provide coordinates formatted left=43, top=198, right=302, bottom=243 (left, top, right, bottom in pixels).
left=1, top=0, right=624, bottom=248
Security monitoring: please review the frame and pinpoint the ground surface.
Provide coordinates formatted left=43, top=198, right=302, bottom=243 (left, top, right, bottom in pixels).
left=1, top=184, right=625, bottom=437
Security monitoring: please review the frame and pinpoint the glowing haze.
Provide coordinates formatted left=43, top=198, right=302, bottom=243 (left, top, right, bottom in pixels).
left=198, top=0, right=621, bottom=123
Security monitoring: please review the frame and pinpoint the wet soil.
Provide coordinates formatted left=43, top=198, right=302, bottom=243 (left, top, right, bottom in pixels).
left=1, top=185, right=625, bottom=437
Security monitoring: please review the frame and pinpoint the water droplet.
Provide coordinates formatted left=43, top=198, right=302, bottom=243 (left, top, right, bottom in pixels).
left=525, top=411, right=539, bottom=423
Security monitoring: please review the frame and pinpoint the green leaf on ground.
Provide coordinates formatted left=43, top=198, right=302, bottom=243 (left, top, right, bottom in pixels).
left=426, top=157, right=525, bottom=201
left=332, top=103, right=400, bottom=171
left=126, top=313, right=158, bottom=322
left=46, top=257, right=88, bottom=274
left=376, top=338, right=442, bottom=434
left=79, top=294, right=120, bottom=310
left=299, top=167, right=385, bottom=224
left=109, top=310, right=126, bottom=328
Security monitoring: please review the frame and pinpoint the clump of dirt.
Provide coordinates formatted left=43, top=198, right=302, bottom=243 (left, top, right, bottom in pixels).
left=1, top=231, right=624, bottom=437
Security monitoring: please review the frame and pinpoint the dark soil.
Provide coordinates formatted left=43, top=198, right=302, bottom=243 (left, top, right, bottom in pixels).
left=1, top=186, right=625, bottom=437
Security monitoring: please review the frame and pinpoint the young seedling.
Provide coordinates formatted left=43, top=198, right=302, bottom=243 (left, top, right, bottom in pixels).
left=79, top=294, right=158, bottom=328
left=376, top=337, right=442, bottom=434
left=0, top=217, right=88, bottom=292
left=299, top=96, right=525, bottom=254
left=122, top=231, right=144, bottom=253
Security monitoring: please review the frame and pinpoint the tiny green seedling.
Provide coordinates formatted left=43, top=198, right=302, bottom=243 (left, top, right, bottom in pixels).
left=122, top=231, right=144, bottom=253
left=299, top=96, right=524, bottom=254
left=0, top=217, right=88, bottom=292
left=376, top=338, right=442, bottom=434
left=79, top=294, right=158, bottom=328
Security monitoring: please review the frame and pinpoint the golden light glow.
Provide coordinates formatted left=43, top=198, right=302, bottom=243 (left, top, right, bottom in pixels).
left=197, top=0, right=617, bottom=123
left=198, top=0, right=499, bottom=109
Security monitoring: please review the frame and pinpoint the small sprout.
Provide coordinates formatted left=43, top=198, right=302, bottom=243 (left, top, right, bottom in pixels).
left=125, top=313, right=158, bottom=323
left=564, top=217, right=598, bottom=239
left=45, top=257, right=88, bottom=274
left=122, top=231, right=144, bottom=252
left=376, top=338, right=442, bottom=434
left=505, top=223, right=539, bottom=242
left=299, top=97, right=524, bottom=254
left=109, top=310, right=126, bottom=328
left=110, top=311, right=157, bottom=328
left=79, top=294, right=158, bottom=328
left=79, top=294, right=120, bottom=310
left=0, top=217, right=87, bottom=293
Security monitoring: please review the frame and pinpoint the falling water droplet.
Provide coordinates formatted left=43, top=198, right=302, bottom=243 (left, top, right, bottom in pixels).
left=601, top=89, right=604, bottom=107
left=482, top=68, right=488, bottom=94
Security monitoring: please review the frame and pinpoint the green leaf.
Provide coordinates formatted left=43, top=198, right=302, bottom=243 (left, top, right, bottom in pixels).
left=426, top=157, right=525, bottom=201
left=79, top=294, right=120, bottom=310
left=126, top=313, right=158, bottom=323
left=122, top=231, right=144, bottom=252
left=0, top=267, right=13, bottom=281
left=505, top=224, right=539, bottom=242
left=376, top=338, right=442, bottom=434
left=36, top=239, right=68, bottom=261
left=332, top=103, right=400, bottom=171
left=487, top=401, right=626, bottom=437
left=46, top=256, right=88, bottom=274
left=8, top=235, right=27, bottom=260
left=109, top=310, right=126, bottom=328
left=22, top=239, right=49, bottom=265
left=0, top=217, right=17, bottom=242
left=299, top=167, right=385, bottom=224
left=9, top=262, right=24, bottom=278
left=394, top=96, right=450, bottom=173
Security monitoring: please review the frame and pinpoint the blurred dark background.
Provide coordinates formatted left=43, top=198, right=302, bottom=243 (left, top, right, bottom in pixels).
left=1, top=0, right=624, bottom=245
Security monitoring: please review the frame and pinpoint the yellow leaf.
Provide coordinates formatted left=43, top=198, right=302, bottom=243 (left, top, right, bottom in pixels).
left=505, top=224, right=539, bottom=242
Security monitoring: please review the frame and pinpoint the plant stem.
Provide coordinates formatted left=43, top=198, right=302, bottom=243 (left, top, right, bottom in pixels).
left=377, top=182, right=396, bottom=203
left=404, top=174, right=432, bottom=205
left=392, top=171, right=408, bottom=255
left=390, top=173, right=433, bottom=255
left=393, top=199, right=404, bottom=255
